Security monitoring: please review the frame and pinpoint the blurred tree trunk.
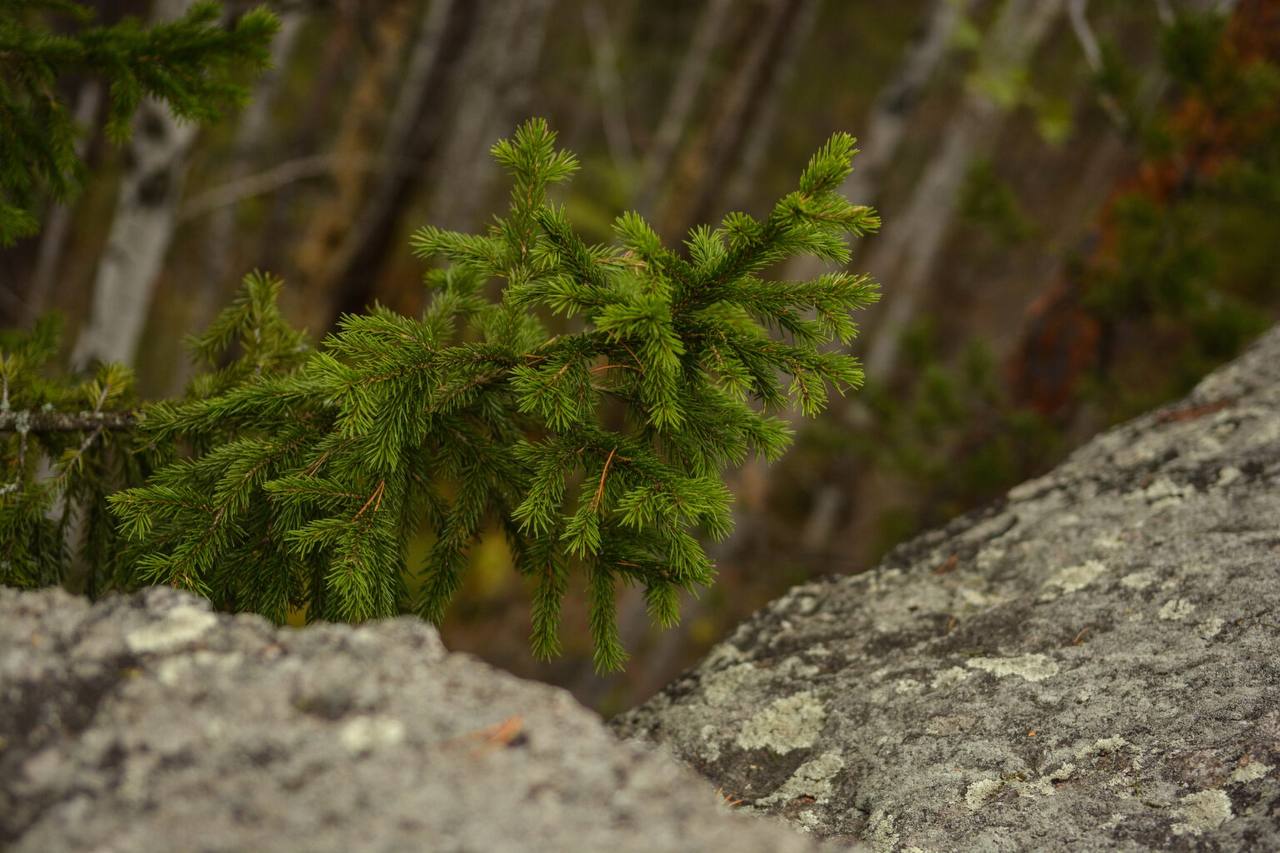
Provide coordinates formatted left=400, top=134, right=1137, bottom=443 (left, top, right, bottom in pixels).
left=723, top=0, right=821, bottom=212
left=72, top=0, right=203, bottom=368
left=422, top=0, right=556, bottom=234
left=673, top=0, right=813, bottom=237
left=316, top=0, right=470, bottom=322
left=259, top=6, right=359, bottom=273
left=787, top=0, right=975, bottom=284
left=784, top=0, right=1067, bottom=562
left=320, top=0, right=555, bottom=324
left=582, top=0, right=636, bottom=175
left=862, top=0, right=1065, bottom=383
left=292, top=0, right=418, bottom=324
left=633, top=0, right=733, bottom=219
left=714, top=0, right=974, bottom=566
left=196, top=10, right=306, bottom=333
left=25, top=82, right=102, bottom=323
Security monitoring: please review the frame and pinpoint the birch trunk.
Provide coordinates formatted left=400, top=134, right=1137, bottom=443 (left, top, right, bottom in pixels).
left=778, top=0, right=1066, bottom=558
left=785, top=0, right=974, bottom=286
left=582, top=1, right=636, bottom=174
left=293, top=0, right=417, bottom=315
left=72, top=0, right=203, bottom=368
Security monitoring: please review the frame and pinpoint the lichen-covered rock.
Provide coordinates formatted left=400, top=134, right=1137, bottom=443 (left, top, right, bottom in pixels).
left=614, top=327, right=1280, bottom=851
left=0, top=587, right=824, bottom=853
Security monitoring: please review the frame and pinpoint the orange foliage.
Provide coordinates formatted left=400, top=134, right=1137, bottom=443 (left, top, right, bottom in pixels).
left=1010, top=0, right=1280, bottom=417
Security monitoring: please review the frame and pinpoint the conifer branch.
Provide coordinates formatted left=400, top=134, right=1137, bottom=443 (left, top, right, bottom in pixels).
left=4, top=118, right=879, bottom=671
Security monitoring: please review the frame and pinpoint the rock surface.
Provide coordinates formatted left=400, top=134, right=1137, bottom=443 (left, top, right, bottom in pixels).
left=614, top=327, right=1280, bottom=851
left=0, top=587, right=823, bottom=853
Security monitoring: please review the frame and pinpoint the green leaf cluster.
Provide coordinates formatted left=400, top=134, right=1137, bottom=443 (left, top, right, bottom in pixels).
left=105, top=119, right=878, bottom=669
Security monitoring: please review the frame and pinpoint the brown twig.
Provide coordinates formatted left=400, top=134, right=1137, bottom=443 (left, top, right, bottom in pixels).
left=354, top=479, right=386, bottom=520
left=592, top=447, right=617, bottom=511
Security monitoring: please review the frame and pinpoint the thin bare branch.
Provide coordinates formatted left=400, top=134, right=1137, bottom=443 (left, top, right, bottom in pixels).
left=1068, top=0, right=1102, bottom=71
left=0, top=410, right=136, bottom=433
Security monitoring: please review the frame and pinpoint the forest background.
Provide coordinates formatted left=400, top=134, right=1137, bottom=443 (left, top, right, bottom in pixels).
left=2, top=0, right=1278, bottom=713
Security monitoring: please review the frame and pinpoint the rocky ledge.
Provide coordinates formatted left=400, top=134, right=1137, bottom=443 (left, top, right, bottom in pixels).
left=0, top=586, right=822, bottom=853
left=4, top=328, right=1278, bottom=853
left=614, top=327, right=1280, bottom=851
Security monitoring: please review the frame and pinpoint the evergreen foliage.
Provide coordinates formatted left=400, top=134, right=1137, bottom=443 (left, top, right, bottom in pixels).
left=96, top=119, right=879, bottom=670
left=0, top=317, right=143, bottom=593
left=0, top=0, right=278, bottom=245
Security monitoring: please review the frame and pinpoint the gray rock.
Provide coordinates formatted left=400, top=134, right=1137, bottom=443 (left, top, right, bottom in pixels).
left=614, top=327, right=1280, bottom=851
left=0, top=586, right=823, bottom=853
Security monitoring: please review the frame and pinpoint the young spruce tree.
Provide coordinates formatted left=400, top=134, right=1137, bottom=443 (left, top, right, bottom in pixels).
left=7, top=118, right=878, bottom=671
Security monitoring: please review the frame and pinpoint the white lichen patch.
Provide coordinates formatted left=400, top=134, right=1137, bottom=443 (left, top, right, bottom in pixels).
left=1092, top=532, right=1123, bottom=550
left=964, top=766, right=1075, bottom=812
left=125, top=605, right=219, bottom=654
left=967, top=653, right=1060, bottom=682
left=976, top=546, right=1006, bottom=571
left=1141, top=477, right=1194, bottom=508
left=1158, top=598, right=1196, bottom=621
left=701, top=663, right=760, bottom=707
left=779, top=656, right=821, bottom=679
left=931, top=666, right=970, bottom=690
left=1075, top=736, right=1130, bottom=760
left=867, top=808, right=899, bottom=852
left=1043, top=560, right=1107, bottom=597
left=925, top=714, right=977, bottom=736
left=965, top=778, right=1007, bottom=811
left=894, top=678, right=923, bottom=695
left=735, top=692, right=825, bottom=753
left=698, top=724, right=721, bottom=763
left=340, top=716, right=405, bottom=754
left=1215, top=466, right=1242, bottom=488
left=1198, top=617, right=1226, bottom=640
left=1048, top=763, right=1076, bottom=783
left=756, top=751, right=844, bottom=807
left=155, top=650, right=244, bottom=687
left=957, top=586, right=1007, bottom=608
left=1120, top=571, right=1158, bottom=591
left=1172, top=789, right=1232, bottom=836
left=1230, top=760, right=1273, bottom=784
left=789, top=594, right=820, bottom=615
